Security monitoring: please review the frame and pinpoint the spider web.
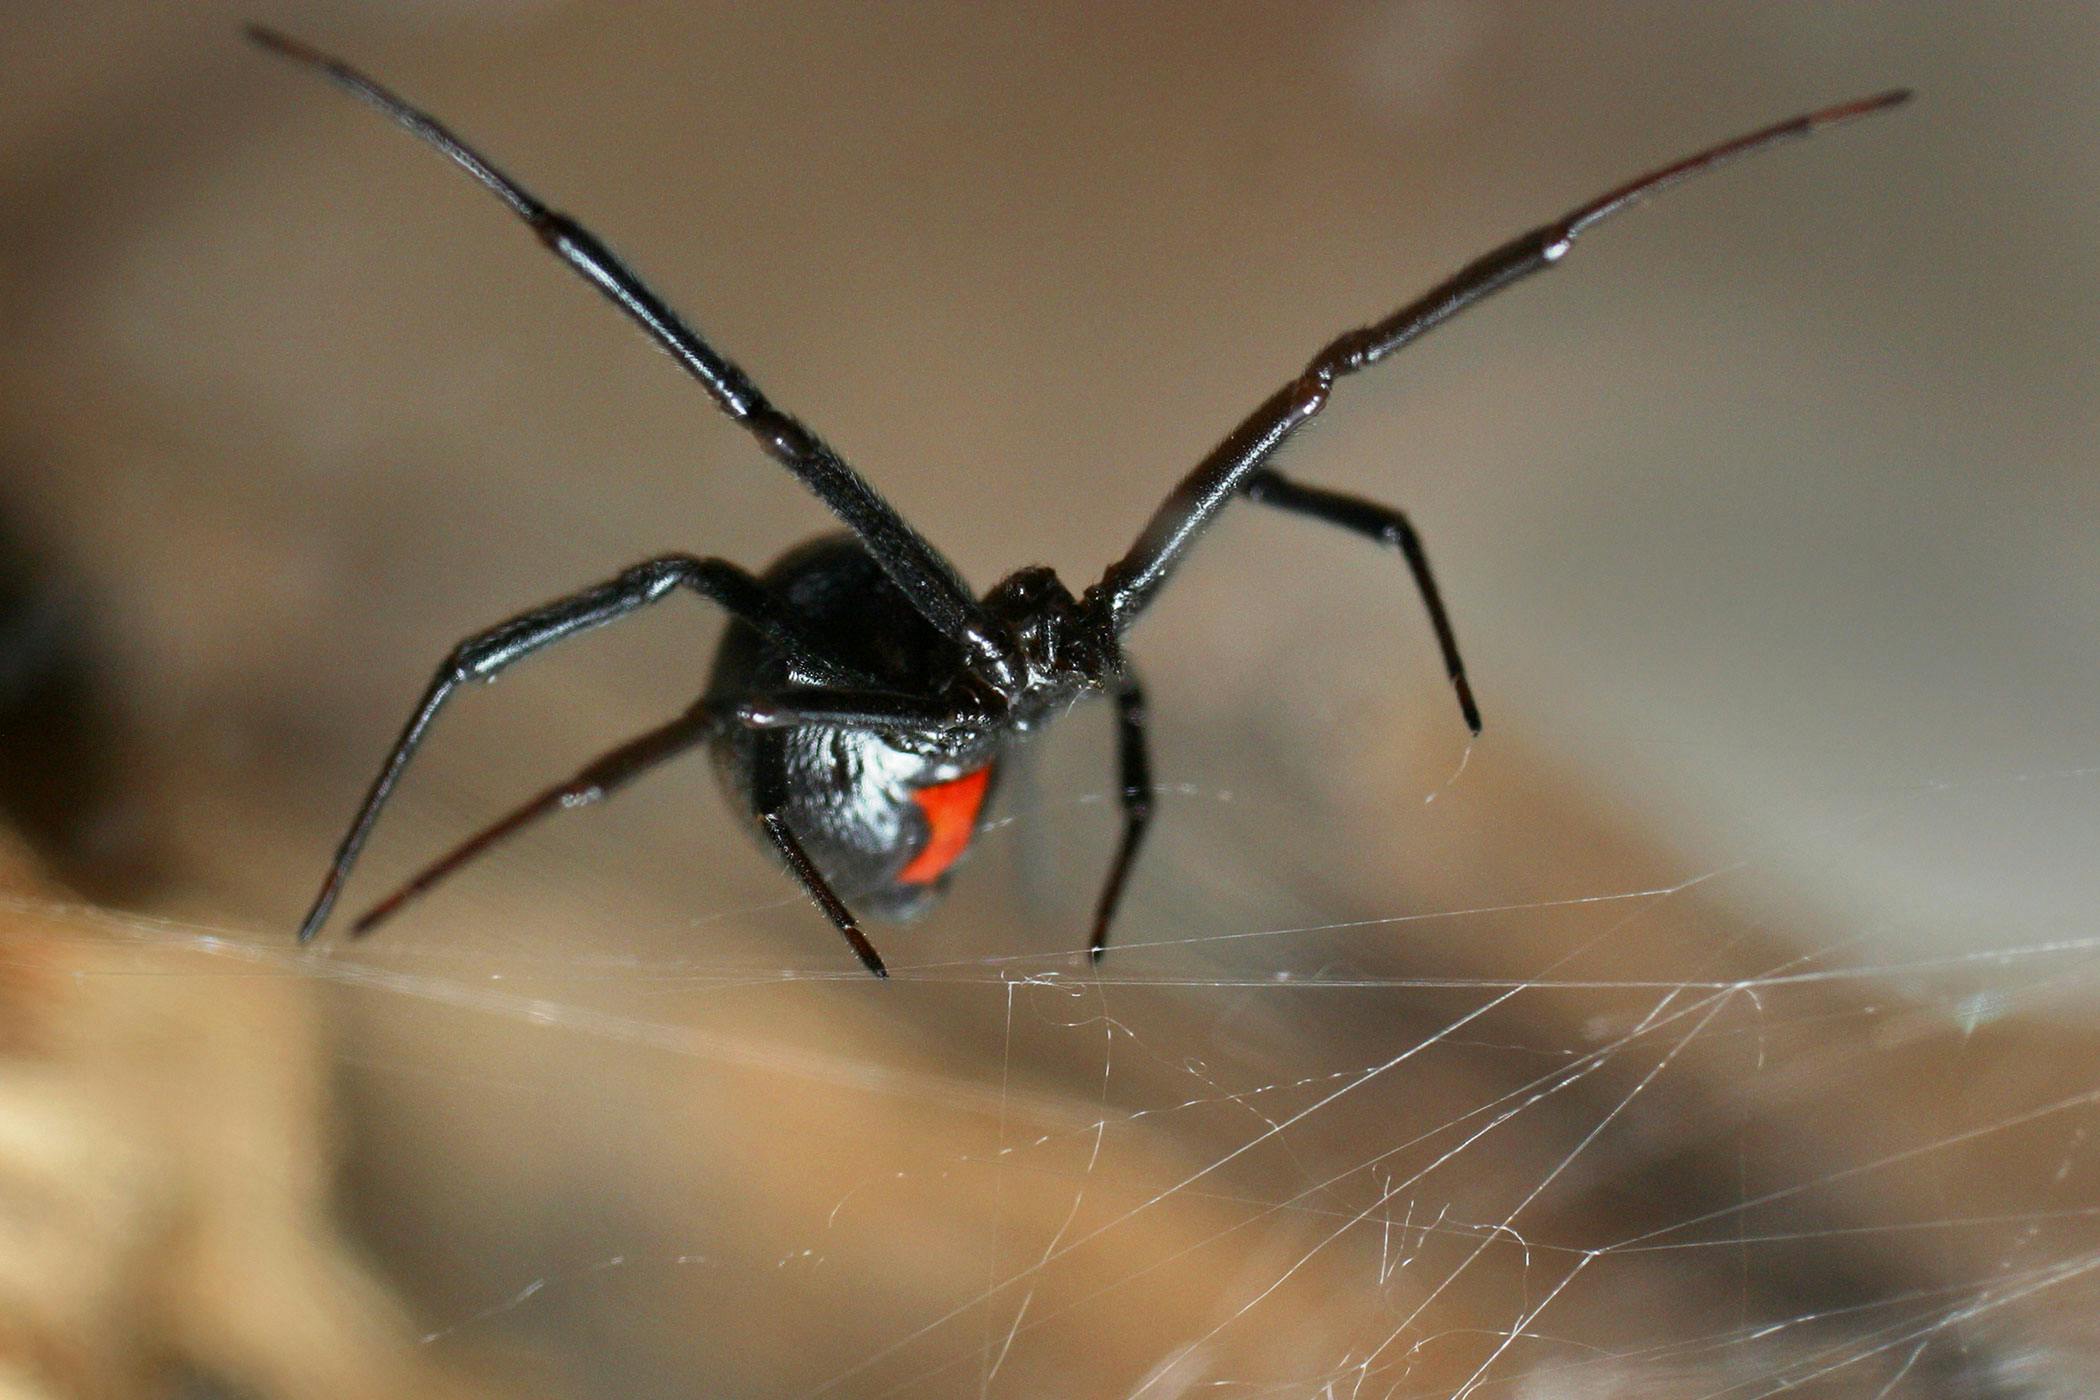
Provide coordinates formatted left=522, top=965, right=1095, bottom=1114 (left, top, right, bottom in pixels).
left=47, top=684, right=2100, bottom=1399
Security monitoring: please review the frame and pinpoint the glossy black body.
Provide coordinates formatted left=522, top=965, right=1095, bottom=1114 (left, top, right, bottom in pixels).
left=252, top=27, right=1905, bottom=977
left=707, top=535, right=1012, bottom=920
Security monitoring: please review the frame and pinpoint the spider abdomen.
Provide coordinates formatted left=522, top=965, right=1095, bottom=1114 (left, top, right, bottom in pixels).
left=707, top=534, right=1005, bottom=918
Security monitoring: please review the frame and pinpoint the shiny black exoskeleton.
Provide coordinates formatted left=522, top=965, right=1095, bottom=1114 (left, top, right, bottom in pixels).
left=255, top=27, right=1906, bottom=976
left=707, top=536, right=1048, bottom=926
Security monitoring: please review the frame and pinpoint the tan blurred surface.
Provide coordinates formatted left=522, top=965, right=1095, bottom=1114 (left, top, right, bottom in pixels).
left=0, top=837, right=509, bottom=1399
left=5, top=3, right=2100, bottom=1396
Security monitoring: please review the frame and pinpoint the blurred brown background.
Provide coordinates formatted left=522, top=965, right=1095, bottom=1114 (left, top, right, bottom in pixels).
left=5, top=3, right=2100, bottom=1397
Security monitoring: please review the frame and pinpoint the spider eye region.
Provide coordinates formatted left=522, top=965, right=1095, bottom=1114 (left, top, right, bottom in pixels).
left=898, top=766, right=994, bottom=885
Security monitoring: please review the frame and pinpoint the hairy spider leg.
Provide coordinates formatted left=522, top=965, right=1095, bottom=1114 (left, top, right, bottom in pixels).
left=1088, top=670, right=1154, bottom=961
left=1241, top=469, right=1479, bottom=734
left=294, top=555, right=857, bottom=943
left=349, top=680, right=993, bottom=943
left=352, top=699, right=724, bottom=936
left=729, top=689, right=995, bottom=733
left=754, top=732, right=890, bottom=978
left=1090, top=91, right=1911, bottom=642
left=246, top=26, right=1024, bottom=692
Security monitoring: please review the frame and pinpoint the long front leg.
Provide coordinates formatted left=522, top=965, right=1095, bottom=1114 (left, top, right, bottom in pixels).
left=297, top=554, right=843, bottom=943
left=247, top=28, right=1020, bottom=689
left=1089, top=671, right=1153, bottom=962
left=1241, top=469, right=1479, bottom=735
left=1090, top=90, right=1908, bottom=632
left=752, top=732, right=888, bottom=979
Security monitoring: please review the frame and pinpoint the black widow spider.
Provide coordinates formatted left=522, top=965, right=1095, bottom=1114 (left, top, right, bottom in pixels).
left=256, top=27, right=1907, bottom=978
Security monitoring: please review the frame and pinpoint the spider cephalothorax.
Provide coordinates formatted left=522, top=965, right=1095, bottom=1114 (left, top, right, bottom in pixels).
left=254, top=26, right=1906, bottom=977
left=982, top=567, right=1120, bottom=714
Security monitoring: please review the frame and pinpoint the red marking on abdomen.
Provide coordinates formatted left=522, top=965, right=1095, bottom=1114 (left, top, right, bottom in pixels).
left=898, top=766, right=992, bottom=885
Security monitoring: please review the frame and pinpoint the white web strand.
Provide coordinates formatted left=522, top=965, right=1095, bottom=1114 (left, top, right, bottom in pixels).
left=14, top=755, right=2100, bottom=1397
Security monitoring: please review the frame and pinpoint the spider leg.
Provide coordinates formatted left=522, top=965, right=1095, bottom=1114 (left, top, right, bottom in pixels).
left=1089, top=671, right=1153, bottom=962
left=351, top=700, right=721, bottom=938
left=298, top=554, right=845, bottom=943
left=246, top=28, right=1021, bottom=691
left=752, top=732, right=888, bottom=978
left=1091, top=90, right=1909, bottom=631
left=1241, top=469, right=1479, bottom=735
left=730, top=688, right=998, bottom=733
